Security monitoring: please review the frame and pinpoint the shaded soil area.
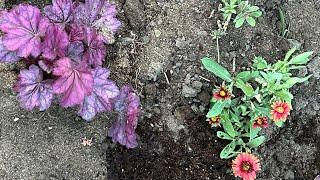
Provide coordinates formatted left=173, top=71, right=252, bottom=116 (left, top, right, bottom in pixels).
left=1, top=0, right=320, bottom=180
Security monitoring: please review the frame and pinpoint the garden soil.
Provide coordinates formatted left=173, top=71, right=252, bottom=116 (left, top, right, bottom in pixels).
left=0, top=0, right=319, bottom=179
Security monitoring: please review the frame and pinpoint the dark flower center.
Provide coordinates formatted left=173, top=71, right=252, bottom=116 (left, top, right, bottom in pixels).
left=241, top=161, right=252, bottom=172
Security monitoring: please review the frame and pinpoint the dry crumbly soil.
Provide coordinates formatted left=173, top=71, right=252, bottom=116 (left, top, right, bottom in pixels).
left=0, top=0, right=320, bottom=180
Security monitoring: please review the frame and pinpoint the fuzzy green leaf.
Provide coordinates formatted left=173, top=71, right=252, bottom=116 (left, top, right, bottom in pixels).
left=235, top=17, right=245, bottom=28
left=249, top=125, right=261, bottom=140
left=284, top=48, right=296, bottom=62
left=275, top=90, right=293, bottom=104
left=201, top=57, right=232, bottom=82
left=275, top=120, right=284, bottom=127
left=288, top=51, right=313, bottom=65
left=235, top=79, right=254, bottom=96
left=220, top=140, right=236, bottom=159
left=247, top=136, right=265, bottom=148
left=251, top=11, right=262, bottom=17
left=221, top=119, right=237, bottom=138
left=206, top=100, right=228, bottom=118
left=277, top=76, right=311, bottom=89
left=253, top=56, right=268, bottom=70
left=246, top=16, right=256, bottom=27
left=217, top=131, right=234, bottom=140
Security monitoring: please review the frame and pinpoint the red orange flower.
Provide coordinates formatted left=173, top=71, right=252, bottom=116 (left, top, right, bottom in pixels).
left=253, top=116, right=268, bottom=129
left=271, top=101, right=292, bottom=121
left=232, top=153, right=261, bottom=180
left=207, top=116, right=221, bottom=127
left=213, top=86, right=231, bottom=101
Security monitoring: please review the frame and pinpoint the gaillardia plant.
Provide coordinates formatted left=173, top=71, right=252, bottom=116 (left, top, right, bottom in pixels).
left=0, top=0, right=140, bottom=149
left=202, top=48, right=313, bottom=178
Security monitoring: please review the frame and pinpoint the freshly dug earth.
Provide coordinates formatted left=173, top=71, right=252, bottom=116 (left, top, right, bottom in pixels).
left=0, top=0, right=319, bottom=180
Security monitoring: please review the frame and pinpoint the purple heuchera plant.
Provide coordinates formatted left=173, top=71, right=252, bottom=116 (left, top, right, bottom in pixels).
left=0, top=0, right=141, bottom=149
left=108, top=86, right=140, bottom=148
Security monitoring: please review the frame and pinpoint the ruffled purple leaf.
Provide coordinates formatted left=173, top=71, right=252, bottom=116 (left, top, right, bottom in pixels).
left=67, top=41, right=84, bottom=63
left=0, top=36, right=20, bottom=62
left=44, top=0, right=73, bottom=24
left=78, top=67, right=119, bottom=121
left=108, top=86, right=140, bottom=148
left=53, top=57, right=93, bottom=107
left=69, top=24, right=85, bottom=42
left=42, top=24, right=69, bottom=60
left=14, top=65, right=54, bottom=111
left=38, top=59, right=54, bottom=73
left=0, top=4, right=49, bottom=57
left=83, top=28, right=106, bottom=67
left=74, top=0, right=121, bottom=43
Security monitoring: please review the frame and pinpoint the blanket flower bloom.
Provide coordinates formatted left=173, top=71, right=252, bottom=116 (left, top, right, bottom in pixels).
left=232, top=153, right=261, bottom=180
left=253, top=116, right=268, bottom=129
left=207, top=116, right=220, bottom=127
left=213, top=86, right=231, bottom=101
left=271, top=101, right=291, bottom=121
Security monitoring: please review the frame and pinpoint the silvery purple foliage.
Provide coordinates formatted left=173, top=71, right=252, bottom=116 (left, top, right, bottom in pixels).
left=14, top=65, right=54, bottom=111
left=74, top=0, right=121, bottom=43
left=42, top=24, right=69, bottom=60
left=108, top=86, right=140, bottom=148
left=67, top=41, right=84, bottom=63
left=83, top=28, right=106, bottom=67
left=52, top=57, right=93, bottom=107
left=0, top=37, right=20, bottom=63
left=79, top=67, right=119, bottom=121
left=0, top=0, right=140, bottom=148
left=0, top=4, right=49, bottom=58
left=44, top=0, right=73, bottom=24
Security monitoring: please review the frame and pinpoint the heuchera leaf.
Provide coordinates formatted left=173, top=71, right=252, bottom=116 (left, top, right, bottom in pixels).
left=0, top=36, right=20, bottom=62
left=0, top=4, right=49, bottom=57
left=42, top=24, right=69, bottom=60
left=83, top=28, right=106, bottom=67
left=74, top=0, right=121, bottom=43
left=67, top=41, right=84, bottom=63
left=44, top=0, right=73, bottom=23
left=52, top=57, right=93, bottom=107
left=108, top=86, right=141, bottom=148
left=78, top=67, right=119, bottom=121
left=69, top=24, right=85, bottom=42
left=14, top=65, right=54, bottom=111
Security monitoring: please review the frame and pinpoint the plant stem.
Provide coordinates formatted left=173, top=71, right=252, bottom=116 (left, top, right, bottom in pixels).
left=216, top=37, right=220, bottom=63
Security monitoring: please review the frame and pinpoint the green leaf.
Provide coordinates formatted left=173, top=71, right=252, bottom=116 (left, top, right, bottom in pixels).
left=221, top=119, right=237, bottom=138
left=275, top=90, right=293, bottom=104
left=249, top=125, right=261, bottom=140
left=235, top=79, right=254, bottom=96
left=251, top=11, right=262, bottom=17
left=246, top=16, right=256, bottom=27
left=253, top=56, right=268, bottom=70
left=235, top=17, right=245, bottom=28
left=201, top=57, right=232, bottom=82
left=220, top=141, right=237, bottom=159
left=277, top=76, right=311, bottom=89
left=275, top=120, right=284, bottom=127
left=236, top=71, right=259, bottom=82
left=206, top=100, right=228, bottom=118
left=288, top=51, right=313, bottom=65
left=217, top=131, right=234, bottom=140
left=247, top=136, right=265, bottom=148
left=249, top=6, right=260, bottom=12
left=284, top=48, right=296, bottom=62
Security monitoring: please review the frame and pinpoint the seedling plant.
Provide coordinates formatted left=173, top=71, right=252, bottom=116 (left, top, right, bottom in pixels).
left=202, top=48, right=312, bottom=179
